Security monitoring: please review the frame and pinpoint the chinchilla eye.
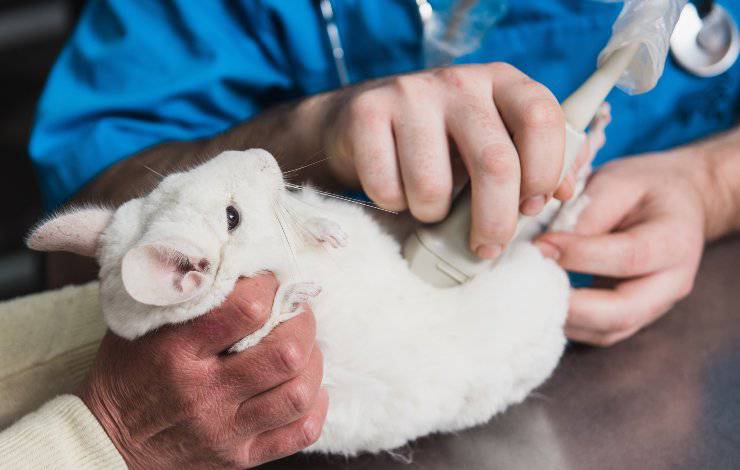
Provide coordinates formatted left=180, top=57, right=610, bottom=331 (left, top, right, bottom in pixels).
left=226, top=205, right=240, bottom=231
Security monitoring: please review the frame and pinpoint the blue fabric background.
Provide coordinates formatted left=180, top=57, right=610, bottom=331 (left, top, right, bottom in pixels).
left=29, top=0, right=740, bottom=209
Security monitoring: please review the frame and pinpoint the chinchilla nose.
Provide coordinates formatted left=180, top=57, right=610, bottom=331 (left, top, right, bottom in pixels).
left=252, top=152, right=284, bottom=190
left=250, top=149, right=280, bottom=175
left=261, top=158, right=280, bottom=177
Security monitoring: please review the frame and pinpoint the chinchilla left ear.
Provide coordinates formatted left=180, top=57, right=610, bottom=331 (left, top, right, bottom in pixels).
left=26, top=207, right=113, bottom=258
left=121, top=238, right=214, bottom=307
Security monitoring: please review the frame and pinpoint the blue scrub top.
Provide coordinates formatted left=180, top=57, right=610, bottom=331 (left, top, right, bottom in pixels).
left=29, top=0, right=740, bottom=209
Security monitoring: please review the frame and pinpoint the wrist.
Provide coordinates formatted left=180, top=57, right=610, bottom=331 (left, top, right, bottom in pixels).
left=292, top=89, right=350, bottom=187
left=292, top=91, right=331, bottom=154
left=681, top=129, right=740, bottom=240
left=77, top=377, right=144, bottom=469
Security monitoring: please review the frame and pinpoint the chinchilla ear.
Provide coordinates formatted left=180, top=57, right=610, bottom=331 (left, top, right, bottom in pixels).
left=26, top=207, right=113, bottom=257
left=121, top=238, right=214, bottom=306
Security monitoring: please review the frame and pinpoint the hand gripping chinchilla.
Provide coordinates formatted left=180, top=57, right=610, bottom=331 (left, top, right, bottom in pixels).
left=26, top=121, right=607, bottom=455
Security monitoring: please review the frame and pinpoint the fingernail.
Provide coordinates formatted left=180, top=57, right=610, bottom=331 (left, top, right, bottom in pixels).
left=521, top=195, right=546, bottom=216
left=475, top=244, right=503, bottom=259
left=535, top=240, right=560, bottom=260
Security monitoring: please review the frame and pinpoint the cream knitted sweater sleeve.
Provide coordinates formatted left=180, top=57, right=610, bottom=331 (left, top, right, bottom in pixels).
left=0, top=283, right=125, bottom=468
left=0, top=395, right=126, bottom=469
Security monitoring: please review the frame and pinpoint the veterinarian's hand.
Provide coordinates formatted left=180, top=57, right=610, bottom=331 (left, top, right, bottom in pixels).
left=303, top=63, right=568, bottom=259
left=78, top=275, right=327, bottom=469
left=535, top=151, right=712, bottom=347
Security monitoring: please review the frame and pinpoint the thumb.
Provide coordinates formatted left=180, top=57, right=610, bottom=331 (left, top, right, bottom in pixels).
left=565, top=169, right=642, bottom=236
left=175, top=274, right=279, bottom=357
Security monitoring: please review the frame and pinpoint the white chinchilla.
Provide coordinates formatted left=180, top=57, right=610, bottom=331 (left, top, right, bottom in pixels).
left=26, top=108, right=609, bottom=455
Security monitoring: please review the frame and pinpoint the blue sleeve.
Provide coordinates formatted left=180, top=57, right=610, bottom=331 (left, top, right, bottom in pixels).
left=29, top=0, right=295, bottom=209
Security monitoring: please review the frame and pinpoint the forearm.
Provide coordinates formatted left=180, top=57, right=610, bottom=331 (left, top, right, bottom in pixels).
left=0, top=396, right=125, bottom=469
left=682, top=125, right=740, bottom=240
left=74, top=96, right=330, bottom=206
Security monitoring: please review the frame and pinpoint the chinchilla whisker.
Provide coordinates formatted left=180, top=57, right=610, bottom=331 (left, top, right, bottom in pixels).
left=279, top=204, right=326, bottom=271
left=280, top=204, right=310, bottom=238
left=281, top=190, right=365, bottom=272
left=273, top=207, right=301, bottom=275
left=280, top=202, right=344, bottom=272
left=283, top=191, right=323, bottom=213
left=139, top=163, right=165, bottom=180
left=283, top=183, right=398, bottom=215
left=282, top=204, right=335, bottom=259
left=277, top=204, right=309, bottom=250
left=281, top=173, right=299, bottom=185
left=283, top=156, right=330, bottom=175
left=283, top=147, right=328, bottom=170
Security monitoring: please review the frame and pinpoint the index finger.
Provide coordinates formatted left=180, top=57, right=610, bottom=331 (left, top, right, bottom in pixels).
left=447, top=102, right=520, bottom=258
left=176, top=274, right=279, bottom=357
left=537, top=217, right=683, bottom=278
left=492, top=75, right=565, bottom=209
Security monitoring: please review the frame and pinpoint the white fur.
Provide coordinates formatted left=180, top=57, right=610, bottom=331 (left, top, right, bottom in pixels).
left=30, top=146, right=606, bottom=455
left=28, top=106, right=613, bottom=453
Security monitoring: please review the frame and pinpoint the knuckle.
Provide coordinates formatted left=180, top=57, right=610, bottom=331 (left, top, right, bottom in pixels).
left=412, top=177, right=449, bottom=205
left=217, top=439, right=252, bottom=468
left=346, top=93, right=384, bottom=124
left=521, top=95, right=563, bottom=129
left=477, top=143, right=517, bottom=178
left=276, top=340, right=309, bottom=375
left=435, top=66, right=469, bottom=89
left=390, top=75, right=425, bottom=99
left=365, top=180, right=405, bottom=209
left=487, top=61, right=519, bottom=77
left=312, top=346, right=325, bottom=378
left=243, top=443, right=264, bottom=468
left=285, top=380, right=314, bottom=415
left=150, top=347, right=176, bottom=370
left=300, top=418, right=323, bottom=447
left=411, top=205, right=447, bottom=224
left=523, top=172, right=559, bottom=195
left=478, top=218, right=517, bottom=245
left=621, top=236, right=650, bottom=274
left=235, top=296, right=271, bottom=328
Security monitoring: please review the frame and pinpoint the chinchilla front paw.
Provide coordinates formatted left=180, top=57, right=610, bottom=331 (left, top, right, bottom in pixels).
left=279, top=281, right=322, bottom=321
left=304, top=218, right=348, bottom=248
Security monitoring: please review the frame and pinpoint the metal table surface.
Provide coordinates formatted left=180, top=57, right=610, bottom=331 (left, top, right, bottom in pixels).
left=265, top=236, right=740, bottom=470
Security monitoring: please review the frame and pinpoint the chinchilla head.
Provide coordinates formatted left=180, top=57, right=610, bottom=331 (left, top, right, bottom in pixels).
left=27, top=149, right=290, bottom=337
